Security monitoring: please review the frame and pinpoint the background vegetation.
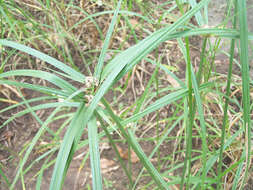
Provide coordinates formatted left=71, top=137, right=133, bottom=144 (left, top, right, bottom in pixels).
left=0, top=0, right=252, bottom=189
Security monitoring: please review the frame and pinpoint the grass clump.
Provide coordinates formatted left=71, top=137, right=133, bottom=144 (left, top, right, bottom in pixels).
left=0, top=0, right=252, bottom=189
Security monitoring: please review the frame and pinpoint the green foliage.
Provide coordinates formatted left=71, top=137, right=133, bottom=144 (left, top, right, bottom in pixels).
left=0, top=0, right=252, bottom=189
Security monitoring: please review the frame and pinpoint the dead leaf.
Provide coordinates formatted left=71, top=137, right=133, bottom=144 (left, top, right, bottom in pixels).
left=100, top=158, right=119, bottom=174
left=116, top=145, right=140, bottom=163
left=100, top=158, right=115, bottom=169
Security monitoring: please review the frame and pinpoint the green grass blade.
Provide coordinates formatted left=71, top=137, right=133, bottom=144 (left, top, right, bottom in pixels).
left=189, top=0, right=205, bottom=26
left=237, top=0, right=251, bottom=187
left=197, top=129, right=243, bottom=185
left=179, top=37, right=194, bottom=190
left=146, top=57, right=185, bottom=88
left=66, top=9, right=154, bottom=33
left=133, top=115, right=184, bottom=189
left=10, top=89, right=84, bottom=189
left=94, top=0, right=122, bottom=80
left=49, top=103, right=87, bottom=190
left=0, top=79, right=71, bottom=98
left=36, top=154, right=53, bottom=190
left=0, top=39, right=85, bottom=83
left=88, top=116, right=103, bottom=190
left=0, top=70, right=78, bottom=94
left=101, top=0, right=210, bottom=81
left=0, top=95, right=54, bottom=114
left=190, top=65, right=208, bottom=189
left=217, top=1, right=237, bottom=188
left=177, top=37, right=207, bottom=188
left=101, top=98, right=169, bottom=190
left=165, top=28, right=253, bottom=41
left=0, top=101, right=78, bottom=129
left=127, top=89, right=188, bottom=123
left=95, top=110, right=133, bottom=186
left=0, top=164, right=10, bottom=188
left=232, top=155, right=244, bottom=190
left=124, top=83, right=213, bottom=124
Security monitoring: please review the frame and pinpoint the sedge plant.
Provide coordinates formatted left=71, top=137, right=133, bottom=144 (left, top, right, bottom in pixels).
left=0, top=0, right=252, bottom=189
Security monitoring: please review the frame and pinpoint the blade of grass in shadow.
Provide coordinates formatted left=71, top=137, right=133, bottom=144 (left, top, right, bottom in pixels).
left=36, top=154, right=53, bottom=190
left=0, top=70, right=78, bottom=94
left=217, top=1, right=237, bottom=188
left=17, top=87, right=56, bottom=137
left=49, top=103, right=87, bottom=190
left=124, top=82, right=213, bottom=125
left=101, top=98, right=169, bottom=190
left=177, top=38, right=208, bottom=189
left=179, top=37, right=194, bottom=190
left=0, top=40, right=85, bottom=83
left=190, top=65, right=208, bottom=190
left=88, top=116, right=103, bottom=190
left=0, top=164, right=10, bottom=188
left=94, top=0, right=122, bottom=80
left=0, top=79, right=71, bottom=98
left=133, top=115, right=184, bottom=189
left=237, top=0, right=251, bottom=188
left=232, top=156, right=244, bottom=190
left=95, top=110, right=134, bottom=187
left=0, top=95, right=54, bottom=114
left=10, top=88, right=86, bottom=189
left=189, top=0, right=204, bottom=26
left=0, top=101, right=79, bottom=130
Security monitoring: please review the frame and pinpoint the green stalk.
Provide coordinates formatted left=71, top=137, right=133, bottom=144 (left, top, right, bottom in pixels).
left=101, top=98, right=169, bottom=190
left=155, top=50, right=161, bottom=171
left=95, top=110, right=134, bottom=187
left=237, top=0, right=251, bottom=188
left=217, top=0, right=237, bottom=188
left=180, top=37, right=194, bottom=190
left=197, top=37, right=207, bottom=85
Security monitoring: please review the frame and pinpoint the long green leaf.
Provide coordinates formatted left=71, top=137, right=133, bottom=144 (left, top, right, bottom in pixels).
left=94, top=0, right=122, bottom=80
left=0, top=70, right=77, bottom=93
left=0, top=164, right=10, bottom=188
left=237, top=0, right=251, bottom=187
left=217, top=1, right=237, bottom=188
left=0, top=79, right=71, bottom=98
left=0, top=101, right=79, bottom=129
left=0, top=39, right=85, bottom=83
left=101, top=98, right=169, bottom=190
left=95, top=110, right=133, bottom=186
left=10, top=89, right=84, bottom=189
left=189, top=0, right=204, bottom=26
left=49, top=103, right=87, bottom=190
left=88, top=116, right=103, bottom=190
